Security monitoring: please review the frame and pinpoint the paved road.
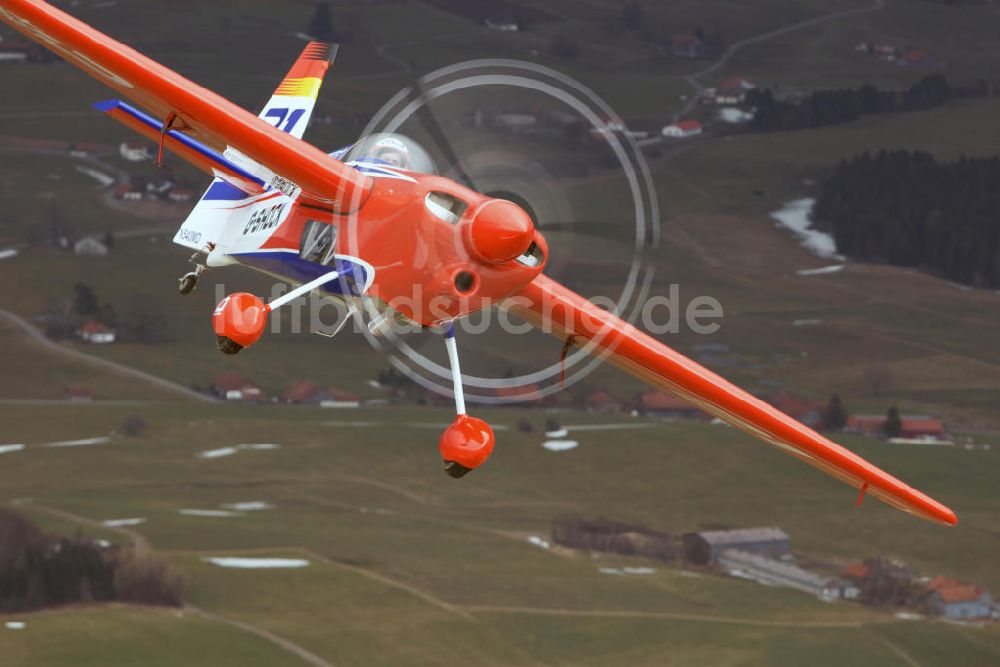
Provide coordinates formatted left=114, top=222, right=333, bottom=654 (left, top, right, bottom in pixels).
left=674, top=0, right=887, bottom=121
left=0, top=307, right=216, bottom=403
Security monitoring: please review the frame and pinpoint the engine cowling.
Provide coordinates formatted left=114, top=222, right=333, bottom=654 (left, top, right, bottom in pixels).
left=439, top=415, right=495, bottom=473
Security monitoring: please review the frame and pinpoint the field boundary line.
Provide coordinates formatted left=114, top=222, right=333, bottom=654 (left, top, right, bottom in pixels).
left=0, top=307, right=216, bottom=403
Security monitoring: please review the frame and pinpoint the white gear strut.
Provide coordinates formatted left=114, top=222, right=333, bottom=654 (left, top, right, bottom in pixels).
left=444, top=324, right=466, bottom=416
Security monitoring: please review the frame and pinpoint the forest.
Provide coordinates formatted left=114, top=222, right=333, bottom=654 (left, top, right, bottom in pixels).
left=812, top=150, right=1000, bottom=288
left=743, top=74, right=973, bottom=132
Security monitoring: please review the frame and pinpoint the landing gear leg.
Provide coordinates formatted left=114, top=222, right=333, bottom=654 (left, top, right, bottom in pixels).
left=439, top=325, right=495, bottom=478
left=178, top=253, right=207, bottom=296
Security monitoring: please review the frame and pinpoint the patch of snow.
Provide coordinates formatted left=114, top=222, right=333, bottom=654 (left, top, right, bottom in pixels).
left=792, top=319, right=823, bottom=327
left=45, top=436, right=111, bottom=448
left=528, top=535, right=551, bottom=550
left=102, top=517, right=146, bottom=527
left=0, top=444, right=25, bottom=454
left=202, top=557, right=310, bottom=569
left=75, top=166, right=115, bottom=187
left=96, top=539, right=112, bottom=548
left=895, top=612, right=924, bottom=621
left=221, top=502, right=273, bottom=511
left=197, top=443, right=281, bottom=459
left=179, top=509, right=242, bottom=518
left=771, top=199, right=843, bottom=260
left=0, top=249, right=18, bottom=261
left=544, top=428, right=569, bottom=438
left=5, top=621, right=25, bottom=630
left=598, top=566, right=656, bottom=576
left=197, top=446, right=237, bottom=459
left=796, top=265, right=844, bottom=277
left=543, top=440, right=578, bottom=452
left=719, top=107, right=754, bottom=124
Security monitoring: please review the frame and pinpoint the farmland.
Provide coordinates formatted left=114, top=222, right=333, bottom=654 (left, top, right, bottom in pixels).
left=2, top=0, right=1000, bottom=664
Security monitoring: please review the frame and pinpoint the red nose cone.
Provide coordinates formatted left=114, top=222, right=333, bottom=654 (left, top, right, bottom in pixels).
left=468, top=199, right=534, bottom=264
left=439, top=415, right=495, bottom=469
left=212, top=293, right=269, bottom=348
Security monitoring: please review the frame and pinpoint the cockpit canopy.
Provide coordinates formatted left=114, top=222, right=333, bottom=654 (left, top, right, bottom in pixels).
left=336, top=133, right=438, bottom=175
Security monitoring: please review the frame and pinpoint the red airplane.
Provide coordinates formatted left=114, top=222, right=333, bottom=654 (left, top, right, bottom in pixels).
left=0, top=0, right=957, bottom=525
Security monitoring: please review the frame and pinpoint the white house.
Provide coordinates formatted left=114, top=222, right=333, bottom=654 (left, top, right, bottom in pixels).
left=662, top=120, right=703, bottom=139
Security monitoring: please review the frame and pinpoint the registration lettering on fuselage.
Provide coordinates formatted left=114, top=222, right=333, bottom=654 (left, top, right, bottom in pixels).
left=242, top=203, right=287, bottom=236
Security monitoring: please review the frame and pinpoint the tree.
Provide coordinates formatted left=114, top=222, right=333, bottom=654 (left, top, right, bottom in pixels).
left=72, top=283, right=99, bottom=318
left=823, top=394, right=848, bottom=431
left=883, top=406, right=903, bottom=438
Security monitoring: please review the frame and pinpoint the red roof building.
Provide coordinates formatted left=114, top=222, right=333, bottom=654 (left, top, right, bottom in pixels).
left=284, top=380, right=323, bottom=404
left=847, top=415, right=945, bottom=439
left=767, top=391, right=826, bottom=428
left=662, top=119, right=703, bottom=138
left=213, top=372, right=264, bottom=402
left=584, top=388, right=621, bottom=414
left=923, top=576, right=993, bottom=619
left=66, top=387, right=94, bottom=401
left=842, top=562, right=871, bottom=580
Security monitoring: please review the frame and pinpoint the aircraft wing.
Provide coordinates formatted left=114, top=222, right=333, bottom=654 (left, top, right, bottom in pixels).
left=510, top=274, right=958, bottom=526
left=0, top=0, right=371, bottom=210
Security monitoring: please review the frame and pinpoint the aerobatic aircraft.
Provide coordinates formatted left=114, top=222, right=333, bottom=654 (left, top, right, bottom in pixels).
left=0, top=0, right=958, bottom=525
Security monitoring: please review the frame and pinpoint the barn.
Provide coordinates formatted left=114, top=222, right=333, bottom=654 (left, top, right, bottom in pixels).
left=682, top=527, right=790, bottom=565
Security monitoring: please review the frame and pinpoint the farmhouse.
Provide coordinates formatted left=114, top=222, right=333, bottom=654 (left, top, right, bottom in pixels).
left=66, top=387, right=94, bottom=401
left=662, top=120, right=702, bottom=139
left=922, top=577, right=994, bottom=620
left=767, top=390, right=826, bottom=428
left=682, top=527, right=790, bottom=565
left=584, top=388, right=621, bottom=414
left=847, top=415, right=945, bottom=440
left=78, top=321, right=116, bottom=344
left=213, top=372, right=264, bottom=402
left=713, top=77, right=755, bottom=105
left=321, top=388, right=361, bottom=409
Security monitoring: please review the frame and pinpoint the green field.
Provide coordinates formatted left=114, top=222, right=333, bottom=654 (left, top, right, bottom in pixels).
left=0, top=400, right=998, bottom=666
left=2, top=0, right=1000, bottom=664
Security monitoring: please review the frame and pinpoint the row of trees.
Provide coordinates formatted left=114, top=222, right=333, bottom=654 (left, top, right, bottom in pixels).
left=744, top=74, right=961, bottom=133
left=812, top=149, right=1000, bottom=288
left=0, top=511, right=183, bottom=612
